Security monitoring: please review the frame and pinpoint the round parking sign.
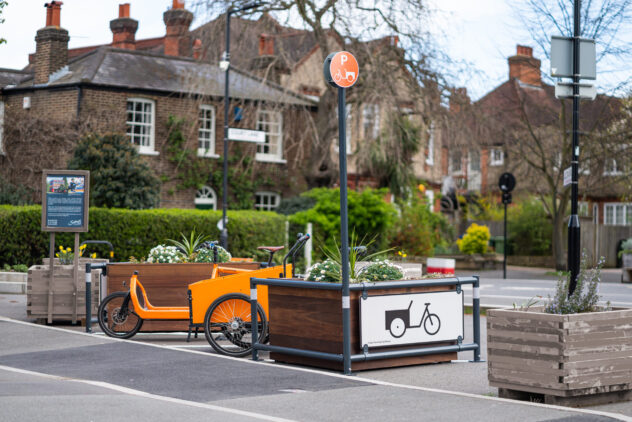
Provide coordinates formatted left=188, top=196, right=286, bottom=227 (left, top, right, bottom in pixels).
left=323, top=51, right=359, bottom=88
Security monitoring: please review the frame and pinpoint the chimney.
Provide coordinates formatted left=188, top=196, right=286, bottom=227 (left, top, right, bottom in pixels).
left=258, top=34, right=274, bottom=56
left=34, top=2, right=69, bottom=84
left=449, top=87, right=469, bottom=113
left=193, top=38, right=203, bottom=60
left=110, top=3, right=138, bottom=50
left=163, top=0, right=193, bottom=57
left=508, top=44, right=541, bottom=86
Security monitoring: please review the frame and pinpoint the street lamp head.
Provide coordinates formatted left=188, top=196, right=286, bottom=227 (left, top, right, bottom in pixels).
left=237, top=2, right=264, bottom=12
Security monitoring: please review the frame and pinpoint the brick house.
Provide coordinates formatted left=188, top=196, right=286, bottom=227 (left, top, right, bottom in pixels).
left=0, top=1, right=315, bottom=210
left=442, top=45, right=628, bottom=227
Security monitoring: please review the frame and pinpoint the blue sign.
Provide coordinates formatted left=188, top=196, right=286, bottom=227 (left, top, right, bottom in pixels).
left=44, top=174, right=88, bottom=230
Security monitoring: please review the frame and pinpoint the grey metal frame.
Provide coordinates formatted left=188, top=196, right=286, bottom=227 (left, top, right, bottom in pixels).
left=250, top=276, right=482, bottom=371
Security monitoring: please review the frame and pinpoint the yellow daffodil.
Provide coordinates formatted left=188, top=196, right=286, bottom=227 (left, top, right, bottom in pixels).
left=55, top=253, right=59, bottom=257
left=80, top=244, right=86, bottom=250
left=59, top=246, right=64, bottom=251
left=110, top=251, right=114, bottom=258
left=403, top=253, right=407, bottom=258
left=91, top=253, right=96, bottom=259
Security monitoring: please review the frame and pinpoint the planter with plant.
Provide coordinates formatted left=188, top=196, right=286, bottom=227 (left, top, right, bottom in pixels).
left=488, top=257, right=632, bottom=406
left=106, top=230, right=258, bottom=332
left=267, top=236, right=460, bottom=371
left=619, top=238, right=632, bottom=283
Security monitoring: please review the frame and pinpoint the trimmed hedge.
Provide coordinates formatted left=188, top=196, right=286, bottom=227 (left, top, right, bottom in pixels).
left=0, top=205, right=286, bottom=267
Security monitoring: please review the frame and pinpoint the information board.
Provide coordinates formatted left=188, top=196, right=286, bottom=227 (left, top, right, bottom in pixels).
left=41, top=170, right=90, bottom=232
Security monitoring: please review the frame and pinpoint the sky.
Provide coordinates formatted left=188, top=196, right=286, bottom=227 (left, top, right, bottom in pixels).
left=0, top=0, right=623, bottom=101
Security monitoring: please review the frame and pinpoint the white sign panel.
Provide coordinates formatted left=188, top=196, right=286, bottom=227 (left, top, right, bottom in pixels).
left=564, top=166, right=572, bottom=187
left=554, top=83, right=597, bottom=100
left=360, top=291, right=463, bottom=348
left=227, top=128, right=265, bottom=143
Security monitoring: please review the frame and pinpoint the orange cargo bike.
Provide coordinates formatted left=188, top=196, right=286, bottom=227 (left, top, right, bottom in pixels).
left=97, top=235, right=310, bottom=356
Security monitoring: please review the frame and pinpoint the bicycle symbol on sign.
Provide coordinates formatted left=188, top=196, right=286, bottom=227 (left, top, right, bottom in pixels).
left=333, top=69, right=356, bottom=84
left=384, top=301, right=441, bottom=338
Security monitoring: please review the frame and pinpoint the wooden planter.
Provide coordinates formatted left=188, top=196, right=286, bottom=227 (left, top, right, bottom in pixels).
left=27, top=258, right=105, bottom=323
left=107, top=262, right=261, bottom=332
left=268, top=283, right=457, bottom=371
left=487, top=307, right=632, bottom=406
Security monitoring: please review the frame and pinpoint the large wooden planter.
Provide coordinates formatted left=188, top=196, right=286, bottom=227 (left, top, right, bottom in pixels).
left=107, top=262, right=261, bottom=332
left=488, top=307, right=632, bottom=406
left=268, top=283, right=457, bottom=371
left=27, top=258, right=106, bottom=323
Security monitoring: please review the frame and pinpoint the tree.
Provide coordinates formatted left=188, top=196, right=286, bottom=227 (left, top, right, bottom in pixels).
left=67, top=133, right=161, bottom=209
left=191, top=0, right=445, bottom=191
left=0, top=1, right=8, bottom=45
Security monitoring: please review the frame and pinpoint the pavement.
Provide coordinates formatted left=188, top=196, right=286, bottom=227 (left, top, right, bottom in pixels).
left=2, top=266, right=632, bottom=421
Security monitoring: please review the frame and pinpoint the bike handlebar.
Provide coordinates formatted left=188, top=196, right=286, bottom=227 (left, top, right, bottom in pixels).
left=283, top=233, right=311, bottom=278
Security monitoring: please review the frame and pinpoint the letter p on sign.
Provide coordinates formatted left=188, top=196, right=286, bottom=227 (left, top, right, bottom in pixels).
left=323, top=51, right=359, bottom=89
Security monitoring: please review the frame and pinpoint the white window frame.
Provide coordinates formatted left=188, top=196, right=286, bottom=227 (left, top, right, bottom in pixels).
left=126, top=98, right=157, bottom=155
left=197, top=105, right=218, bottom=158
left=425, top=123, right=434, bottom=166
left=603, top=157, right=623, bottom=176
left=450, top=150, right=463, bottom=175
left=0, top=101, right=4, bottom=155
left=469, top=149, right=481, bottom=172
left=604, top=202, right=632, bottom=225
left=490, top=148, right=503, bottom=166
left=578, top=201, right=590, bottom=217
left=255, top=191, right=280, bottom=211
left=362, top=103, right=380, bottom=139
left=194, top=186, right=217, bottom=210
left=256, top=110, right=285, bottom=163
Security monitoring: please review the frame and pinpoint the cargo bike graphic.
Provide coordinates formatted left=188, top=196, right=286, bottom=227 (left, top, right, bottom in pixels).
left=385, top=300, right=441, bottom=338
left=98, top=235, right=310, bottom=357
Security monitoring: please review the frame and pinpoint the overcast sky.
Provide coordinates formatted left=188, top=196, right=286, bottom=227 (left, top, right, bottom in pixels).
left=0, top=0, right=617, bottom=100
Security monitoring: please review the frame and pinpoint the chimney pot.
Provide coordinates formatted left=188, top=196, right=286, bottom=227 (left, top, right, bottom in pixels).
left=193, top=38, right=202, bottom=60
left=44, top=1, right=63, bottom=27
left=173, top=0, right=185, bottom=9
left=111, top=4, right=138, bottom=49
left=163, top=4, right=193, bottom=56
left=119, top=3, right=130, bottom=18
left=35, top=1, right=69, bottom=84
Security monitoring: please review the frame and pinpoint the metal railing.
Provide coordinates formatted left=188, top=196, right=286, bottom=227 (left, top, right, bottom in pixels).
left=250, top=276, right=481, bottom=371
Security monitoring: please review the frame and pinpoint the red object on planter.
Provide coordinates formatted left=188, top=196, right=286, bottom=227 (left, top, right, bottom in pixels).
left=426, top=258, right=455, bottom=275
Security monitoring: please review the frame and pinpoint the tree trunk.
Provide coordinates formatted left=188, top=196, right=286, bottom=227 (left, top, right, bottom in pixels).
left=303, top=88, right=339, bottom=188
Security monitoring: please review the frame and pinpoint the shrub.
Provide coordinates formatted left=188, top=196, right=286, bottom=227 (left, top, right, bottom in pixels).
left=67, top=133, right=161, bottom=209
left=0, top=175, right=34, bottom=205
left=275, top=196, right=317, bottom=215
left=0, top=206, right=286, bottom=267
left=305, top=259, right=341, bottom=283
left=147, top=245, right=184, bottom=263
left=457, top=223, right=490, bottom=255
left=290, top=188, right=396, bottom=259
left=389, top=195, right=453, bottom=257
left=195, top=245, right=232, bottom=263
left=358, top=260, right=404, bottom=282
left=507, top=197, right=552, bottom=256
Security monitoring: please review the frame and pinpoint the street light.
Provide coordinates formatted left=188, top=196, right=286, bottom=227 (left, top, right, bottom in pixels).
left=220, top=2, right=264, bottom=250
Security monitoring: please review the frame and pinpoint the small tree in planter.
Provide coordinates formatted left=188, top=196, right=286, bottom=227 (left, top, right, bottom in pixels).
left=487, top=256, right=632, bottom=406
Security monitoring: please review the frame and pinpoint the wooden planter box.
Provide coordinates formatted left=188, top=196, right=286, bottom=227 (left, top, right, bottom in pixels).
left=488, top=307, right=632, bottom=406
left=268, top=283, right=457, bottom=371
left=27, top=258, right=105, bottom=323
left=107, top=262, right=261, bottom=332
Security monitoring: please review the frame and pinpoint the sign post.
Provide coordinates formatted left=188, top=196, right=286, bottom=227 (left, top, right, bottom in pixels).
left=323, top=51, right=359, bottom=375
left=41, top=170, right=90, bottom=323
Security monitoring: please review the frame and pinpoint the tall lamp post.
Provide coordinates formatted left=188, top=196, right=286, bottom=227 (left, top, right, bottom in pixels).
left=219, top=2, right=263, bottom=250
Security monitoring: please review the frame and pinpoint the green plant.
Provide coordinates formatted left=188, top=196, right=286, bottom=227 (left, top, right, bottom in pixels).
left=67, top=133, right=161, bottom=209
left=512, top=296, right=542, bottom=311
left=275, top=196, right=317, bottom=215
left=195, top=244, right=232, bottom=263
left=167, top=229, right=209, bottom=261
left=457, top=223, right=490, bottom=255
left=305, top=259, right=341, bottom=282
left=320, top=232, right=390, bottom=281
left=0, top=175, right=33, bottom=205
left=544, top=254, right=610, bottom=315
left=2, top=264, right=28, bottom=272
left=56, top=245, right=74, bottom=264
left=618, top=238, right=632, bottom=258
left=358, top=260, right=404, bottom=282
left=147, top=245, right=185, bottom=263
left=507, top=197, right=552, bottom=256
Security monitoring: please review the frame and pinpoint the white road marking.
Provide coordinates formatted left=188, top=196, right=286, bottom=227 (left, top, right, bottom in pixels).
left=1, top=316, right=631, bottom=421
left=0, top=365, right=297, bottom=422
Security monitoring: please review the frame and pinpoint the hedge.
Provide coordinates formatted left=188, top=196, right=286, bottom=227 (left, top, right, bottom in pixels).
left=0, top=205, right=286, bottom=267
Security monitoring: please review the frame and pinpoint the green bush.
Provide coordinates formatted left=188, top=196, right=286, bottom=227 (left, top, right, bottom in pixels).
left=0, top=205, right=286, bottom=267
left=289, top=188, right=396, bottom=259
left=507, top=197, right=552, bottom=256
left=457, top=223, right=490, bottom=255
left=389, top=195, right=453, bottom=257
left=0, top=175, right=34, bottom=205
left=67, top=133, right=161, bottom=209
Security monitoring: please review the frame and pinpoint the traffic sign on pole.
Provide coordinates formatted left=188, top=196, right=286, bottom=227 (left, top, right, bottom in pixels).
left=323, top=51, right=359, bottom=88
left=555, top=82, right=596, bottom=100
left=550, top=36, right=596, bottom=80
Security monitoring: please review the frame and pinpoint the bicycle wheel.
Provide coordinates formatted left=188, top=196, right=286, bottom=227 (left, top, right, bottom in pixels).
left=98, top=292, right=143, bottom=339
left=204, top=293, right=267, bottom=357
left=424, top=313, right=441, bottom=335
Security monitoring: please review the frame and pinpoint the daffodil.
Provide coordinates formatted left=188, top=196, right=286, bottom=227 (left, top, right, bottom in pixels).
left=59, top=246, right=64, bottom=251
left=91, top=253, right=97, bottom=259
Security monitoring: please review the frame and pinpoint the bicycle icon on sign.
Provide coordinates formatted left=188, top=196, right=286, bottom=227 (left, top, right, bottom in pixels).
left=385, top=301, right=441, bottom=338
left=333, top=69, right=356, bottom=84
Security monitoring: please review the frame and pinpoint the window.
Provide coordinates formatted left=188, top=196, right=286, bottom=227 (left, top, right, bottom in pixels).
left=490, top=148, right=503, bottom=166
left=450, top=150, right=462, bottom=174
left=198, top=105, right=217, bottom=157
left=578, top=201, right=589, bottom=217
left=126, top=98, right=156, bottom=155
left=604, top=158, right=622, bottom=176
left=362, top=104, right=380, bottom=139
left=425, top=123, right=434, bottom=166
left=604, top=203, right=632, bottom=225
left=469, top=149, right=480, bottom=172
left=255, top=191, right=280, bottom=211
left=256, top=110, right=283, bottom=162
left=0, top=101, right=4, bottom=155
left=194, top=186, right=217, bottom=210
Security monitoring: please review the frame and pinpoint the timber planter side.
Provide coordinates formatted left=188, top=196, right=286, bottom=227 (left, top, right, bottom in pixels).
left=269, top=283, right=457, bottom=371
left=107, top=262, right=262, bottom=332
left=487, top=307, right=632, bottom=406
